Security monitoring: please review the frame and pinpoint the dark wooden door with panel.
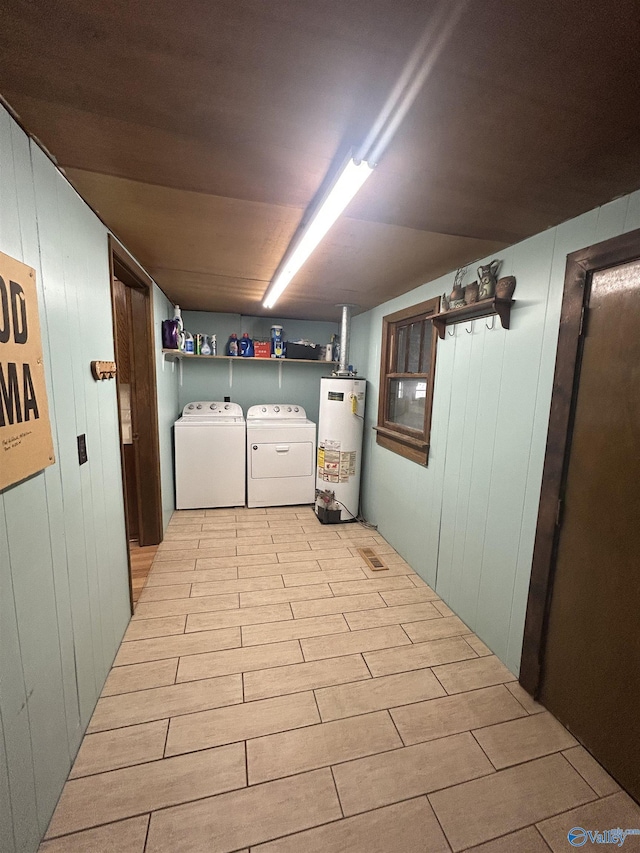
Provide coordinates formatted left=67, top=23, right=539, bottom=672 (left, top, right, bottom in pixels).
left=539, top=256, right=640, bottom=801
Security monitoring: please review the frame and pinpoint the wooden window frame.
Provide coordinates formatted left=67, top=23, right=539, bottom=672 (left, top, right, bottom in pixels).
left=375, top=297, right=440, bottom=466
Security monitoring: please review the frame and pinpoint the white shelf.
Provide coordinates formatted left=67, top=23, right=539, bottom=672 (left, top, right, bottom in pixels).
left=162, top=350, right=336, bottom=365
left=161, top=349, right=337, bottom=389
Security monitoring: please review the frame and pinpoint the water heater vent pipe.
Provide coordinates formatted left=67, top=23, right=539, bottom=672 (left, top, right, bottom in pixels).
left=336, top=303, right=357, bottom=377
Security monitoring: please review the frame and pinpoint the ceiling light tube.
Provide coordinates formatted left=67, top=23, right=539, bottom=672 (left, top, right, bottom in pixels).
left=263, top=156, right=374, bottom=309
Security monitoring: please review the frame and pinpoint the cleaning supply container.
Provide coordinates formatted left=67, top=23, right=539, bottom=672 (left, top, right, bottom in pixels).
left=271, top=325, right=284, bottom=358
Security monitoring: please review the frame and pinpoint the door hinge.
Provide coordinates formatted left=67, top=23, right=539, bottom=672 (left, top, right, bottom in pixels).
left=579, top=305, right=588, bottom=337
left=555, top=498, right=564, bottom=528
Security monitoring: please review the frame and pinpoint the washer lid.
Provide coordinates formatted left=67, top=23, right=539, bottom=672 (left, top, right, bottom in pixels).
left=181, top=401, right=244, bottom=418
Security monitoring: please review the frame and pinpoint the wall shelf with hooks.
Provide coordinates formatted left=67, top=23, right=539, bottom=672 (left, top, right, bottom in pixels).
left=432, top=298, right=515, bottom=339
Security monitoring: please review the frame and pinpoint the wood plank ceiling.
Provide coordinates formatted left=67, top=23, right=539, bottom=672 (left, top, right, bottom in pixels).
left=1, top=0, right=639, bottom=320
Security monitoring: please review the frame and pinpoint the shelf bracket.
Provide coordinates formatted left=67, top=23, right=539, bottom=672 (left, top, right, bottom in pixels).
left=278, top=360, right=283, bottom=389
left=229, top=359, right=233, bottom=388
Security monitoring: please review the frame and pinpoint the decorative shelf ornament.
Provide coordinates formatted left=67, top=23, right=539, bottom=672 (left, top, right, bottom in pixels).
left=434, top=268, right=516, bottom=340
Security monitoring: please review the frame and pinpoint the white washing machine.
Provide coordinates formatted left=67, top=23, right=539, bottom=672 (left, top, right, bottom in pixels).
left=174, top=401, right=245, bottom=509
left=246, top=404, right=317, bottom=508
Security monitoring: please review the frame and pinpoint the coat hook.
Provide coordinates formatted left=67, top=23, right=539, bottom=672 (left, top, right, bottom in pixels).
left=486, top=316, right=496, bottom=330
left=447, top=325, right=456, bottom=337
left=466, top=320, right=474, bottom=334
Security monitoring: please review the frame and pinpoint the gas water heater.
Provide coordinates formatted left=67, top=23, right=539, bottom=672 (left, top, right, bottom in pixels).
left=316, top=376, right=366, bottom=522
left=316, top=305, right=366, bottom=523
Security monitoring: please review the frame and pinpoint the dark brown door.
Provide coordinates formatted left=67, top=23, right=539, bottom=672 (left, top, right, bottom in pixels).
left=540, top=258, right=640, bottom=801
left=110, top=237, right=163, bottom=557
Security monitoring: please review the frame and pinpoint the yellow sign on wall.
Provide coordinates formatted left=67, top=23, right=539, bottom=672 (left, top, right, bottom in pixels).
left=0, top=250, right=55, bottom=491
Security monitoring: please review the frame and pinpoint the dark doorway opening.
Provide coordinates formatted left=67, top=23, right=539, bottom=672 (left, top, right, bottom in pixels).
left=109, top=236, right=163, bottom=609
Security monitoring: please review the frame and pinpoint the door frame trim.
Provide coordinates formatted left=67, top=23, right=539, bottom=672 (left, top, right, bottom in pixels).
left=520, top=226, right=640, bottom=695
left=108, top=235, right=163, bottom=608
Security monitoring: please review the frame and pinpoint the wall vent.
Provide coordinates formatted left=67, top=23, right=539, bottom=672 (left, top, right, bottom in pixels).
left=357, top=547, right=388, bottom=571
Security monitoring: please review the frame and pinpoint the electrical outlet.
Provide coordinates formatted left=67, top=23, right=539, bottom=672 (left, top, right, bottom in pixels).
left=77, top=434, right=88, bottom=465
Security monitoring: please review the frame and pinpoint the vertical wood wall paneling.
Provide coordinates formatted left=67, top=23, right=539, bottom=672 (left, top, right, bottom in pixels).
left=152, top=285, right=180, bottom=531
left=31, top=145, right=98, bottom=729
left=0, top=708, right=15, bottom=853
left=434, top=317, right=476, bottom=604
left=59, top=174, right=108, bottom=688
left=0, top=110, right=65, bottom=847
left=444, top=317, right=487, bottom=611
left=27, top=146, right=83, bottom=759
left=1, top=103, right=132, bottom=852
left=418, top=318, right=454, bottom=589
left=473, top=237, right=553, bottom=662
left=504, top=210, right=597, bottom=672
left=11, top=119, right=76, bottom=835
left=19, top=132, right=81, bottom=765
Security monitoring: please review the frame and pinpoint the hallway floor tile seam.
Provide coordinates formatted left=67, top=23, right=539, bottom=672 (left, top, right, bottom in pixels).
left=86, top=682, right=548, bottom=747
left=41, top=762, right=600, bottom=853
left=460, top=821, right=553, bottom=852
left=41, top=508, right=635, bottom=853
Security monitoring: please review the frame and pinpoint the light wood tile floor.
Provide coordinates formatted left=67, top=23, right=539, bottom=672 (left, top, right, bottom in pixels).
left=40, top=506, right=640, bottom=852
left=130, top=541, right=159, bottom=607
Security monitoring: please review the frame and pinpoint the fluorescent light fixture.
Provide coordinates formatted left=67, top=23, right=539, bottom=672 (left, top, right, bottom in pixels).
left=263, top=156, right=374, bottom=309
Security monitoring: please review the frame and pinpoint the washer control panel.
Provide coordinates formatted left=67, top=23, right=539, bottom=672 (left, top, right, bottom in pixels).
left=182, top=401, right=244, bottom=418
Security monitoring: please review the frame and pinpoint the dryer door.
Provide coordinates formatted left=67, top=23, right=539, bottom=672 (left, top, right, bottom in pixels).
left=250, top=441, right=314, bottom=479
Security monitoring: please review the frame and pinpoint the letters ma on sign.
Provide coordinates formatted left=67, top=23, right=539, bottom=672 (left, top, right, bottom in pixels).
left=0, top=250, right=54, bottom=490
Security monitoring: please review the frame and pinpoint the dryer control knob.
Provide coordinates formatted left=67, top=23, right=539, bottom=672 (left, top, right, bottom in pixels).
left=287, top=407, right=292, bottom=412
left=274, top=406, right=280, bottom=412
left=253, top=445, right=258, bottom=450
left=188, top=404, right=194, bottom=409
left=261, top=407, right=267, bottom=412
left=224, top=404, right=230, bottom=409
left=196, top=404, right=202, bottom=409
left=210, top=404, right=216, bottom=409
left=294, top=407, right=299, bottom=412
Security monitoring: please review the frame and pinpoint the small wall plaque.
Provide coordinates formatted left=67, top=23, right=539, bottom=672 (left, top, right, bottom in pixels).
left=91, top=361, right=117, bottom=381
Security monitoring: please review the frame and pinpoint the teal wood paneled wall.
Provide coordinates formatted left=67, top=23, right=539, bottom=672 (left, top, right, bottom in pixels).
left=351, top=190, right=640, bottom=676
left=0, top=106, right=167, bottom=852
left=175, top=310, right=338, bottom=423
left=153, top=287, right=180, bottom=529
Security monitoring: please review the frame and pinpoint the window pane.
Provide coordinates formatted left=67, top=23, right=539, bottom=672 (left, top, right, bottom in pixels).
left=387, top=378, right=427, bottom=432
left=396, top=326, right=407, bottom=371
left=407, top=323, right=422, bottom=373
left=420, top=323, right=431, bottom=374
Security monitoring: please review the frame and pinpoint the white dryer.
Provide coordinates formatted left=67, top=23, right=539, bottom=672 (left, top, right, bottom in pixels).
left=174, top=401, right=245, bottom=509
left=246, top=404, right=317, bottom=508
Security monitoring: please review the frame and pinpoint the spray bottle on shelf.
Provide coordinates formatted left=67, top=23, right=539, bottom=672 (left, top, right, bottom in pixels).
left=227, top=333, right=239, bottom=356
left=175, top=304, right=185, bottom=351
left=211, top=334, right=218, bottom=356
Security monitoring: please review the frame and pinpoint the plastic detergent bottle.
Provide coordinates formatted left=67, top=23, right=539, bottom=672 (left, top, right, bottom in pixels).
left=211, top=334, right=218, bottom=356
left=183, top=331, right=194, bottom=354
left=227, top=333, right=239, bottom=356
left=240, top=332, right=254, bottom=357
